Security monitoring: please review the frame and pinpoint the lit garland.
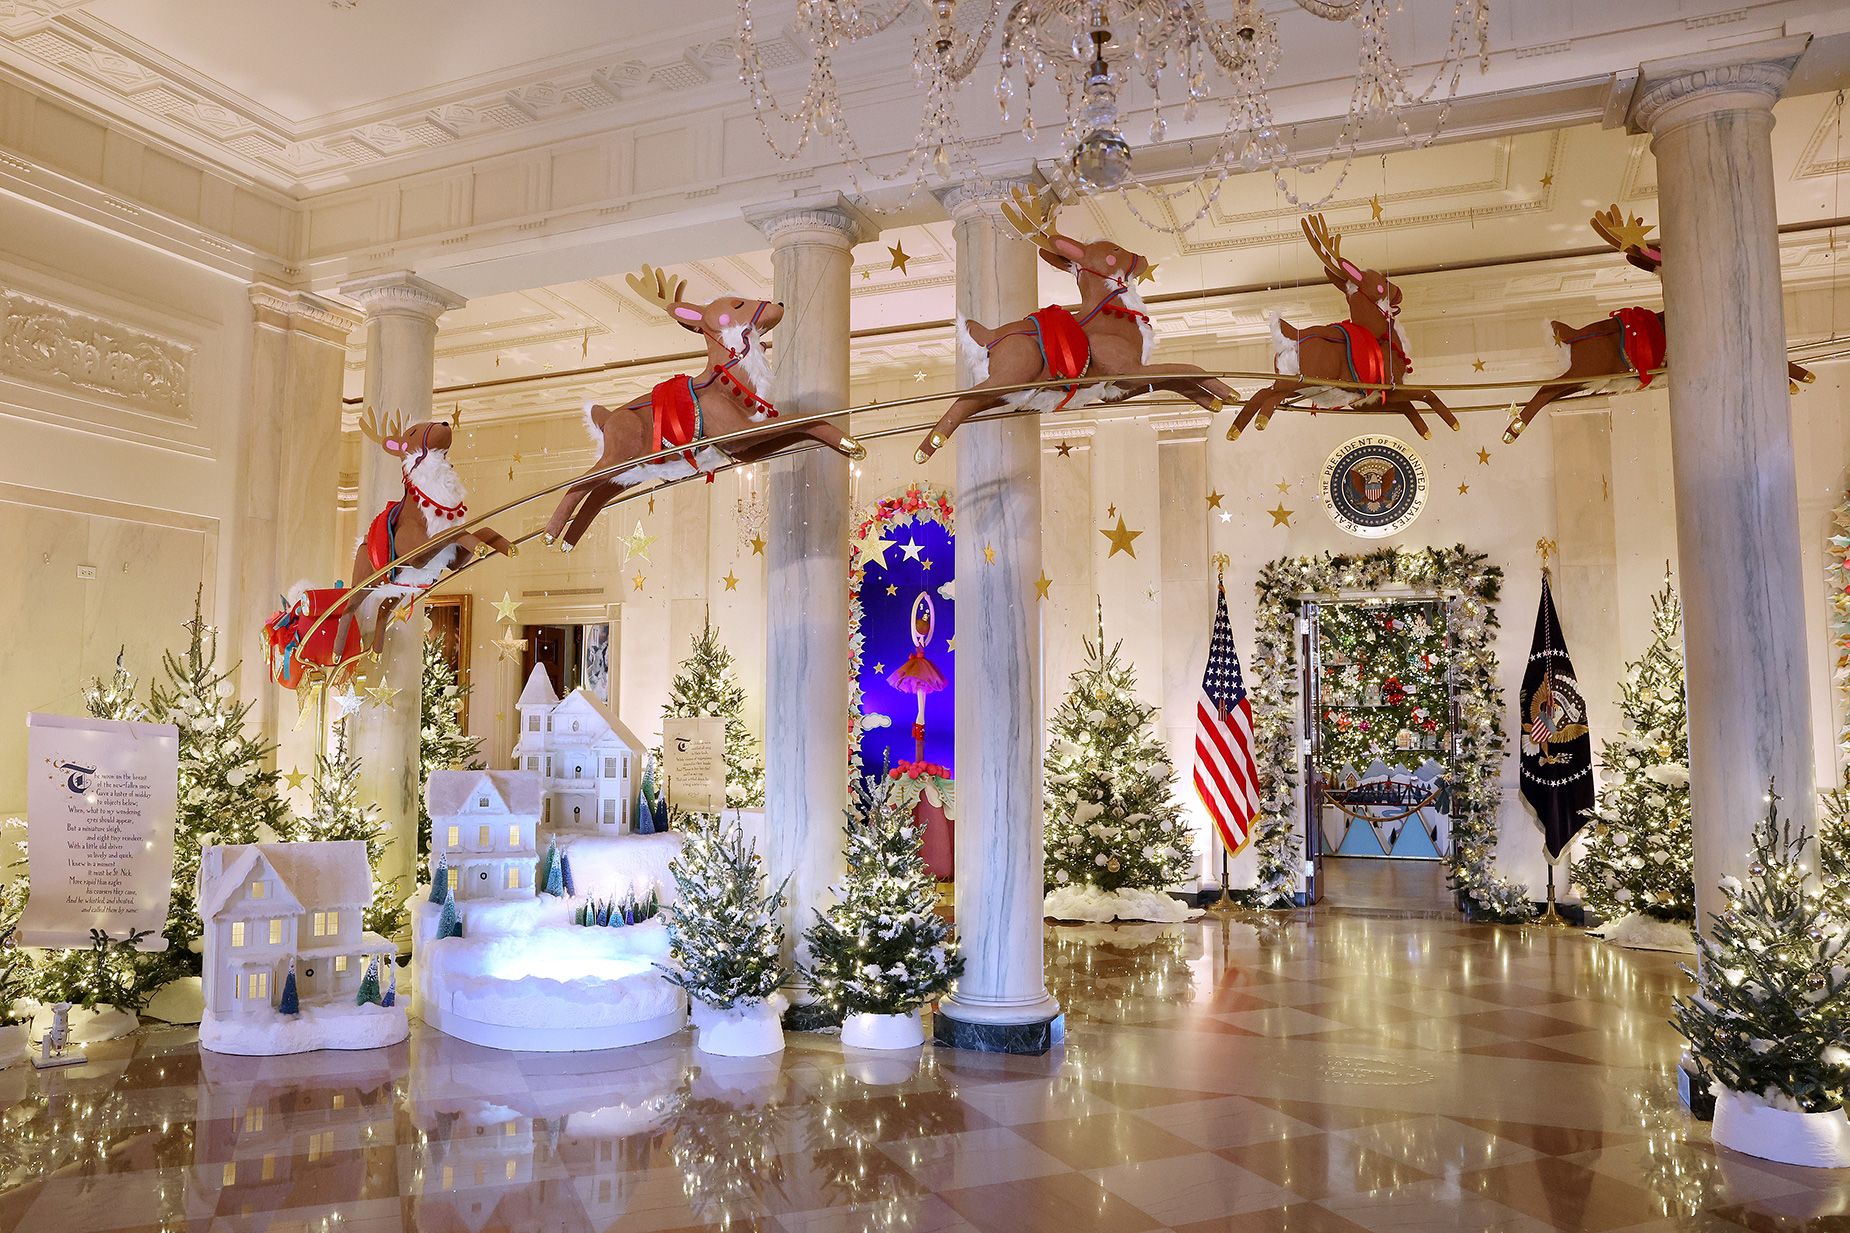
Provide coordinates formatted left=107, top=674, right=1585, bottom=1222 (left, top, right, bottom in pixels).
left=1315, top=599, right=1452, bottom=772
left=848, top=482, right=954, bottom=774
left=1248, top=547, right=1533, bottom=920
left=1672, top=787, right=1850, bottom=1113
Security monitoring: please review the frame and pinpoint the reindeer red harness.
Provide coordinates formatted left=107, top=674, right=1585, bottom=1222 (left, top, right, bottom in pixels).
left=649, top=301, right=778, bottom=476
left=365, top=450, right=466, bottom=584
left=985, top=264, right=1150, bottom=412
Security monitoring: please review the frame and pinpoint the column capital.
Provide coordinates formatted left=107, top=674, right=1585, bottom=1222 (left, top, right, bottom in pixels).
left=1627, top=35, right=1808, bottom=136
left=743, top=193, right=879, bottom=249
left=249, top=283, right=362, bottom=345
left=934, top=166, right=1048, bottom=224
left=337, top=271, right=467, bottom=322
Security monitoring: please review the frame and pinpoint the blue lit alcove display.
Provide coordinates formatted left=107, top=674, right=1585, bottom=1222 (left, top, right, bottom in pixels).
left=854, top=511, right=955, bottom=775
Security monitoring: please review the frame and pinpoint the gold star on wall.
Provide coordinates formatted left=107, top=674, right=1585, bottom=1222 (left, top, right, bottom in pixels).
left=282, top=767, right=308, bottom=792
left=493, top=629, right=528, bottom=662
left=631, top=572, right=647, bottom=591
left=722, top=571, right=739, bottom=592
left=1206, top=490, right=1224, bottom=509
left=887, top=241, right=910, bottom=273
left=1277, top=480, right=1292, bottom=494
left=946, top=637, right=955, bottom=651
left=493, top=592, right=523, bottom=624
left=921, top=558, right=934, bottom=571
left=366, top=676, right=401, bottom=708
left=885, top=584, right=898, bottom=596
left=750, top=534, right=766, bottom=556
left=1055, top=441, right=1073, bottom=457
left=1472, top=358, right=1486, bottom=373
left=1457, top=483, right=1471, bottom=495
left=983, top=544, right=997, bottom=564
left=622, top=523, right=656, bottom=563
left=1267, top=502, right=1295, bottom=527
left=1034, top=571, right=1052, bottom=599
left=1100, top=515, right=1143, bottom=558
left=1540, top=172, right=1554, bottom=189
left=1369, top=193, right=1384, bottom=221
left=873, top=661, right=886, bottom=675
left=1477, top=447, right=1492, bottom=465
left=861, top=535, right=896, bottom=571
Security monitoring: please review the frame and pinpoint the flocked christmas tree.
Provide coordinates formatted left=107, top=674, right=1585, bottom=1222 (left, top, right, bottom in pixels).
left=659, top=620, right=765, bottom=810
left=418, top=634, right=481, bottom=863
left=1572, top=578, right=1694, bottom=926
left=803, top=774, right=961, bottom=1018
left=303, top=721, right=405, bottom=940
left=82, top=648, right=149, bottom=723
left=1672, top=786, right=1850, bottom=1113
left=663, top=814, right=787, bottom=1009
left=1042, top=624, right=1191, bottom=897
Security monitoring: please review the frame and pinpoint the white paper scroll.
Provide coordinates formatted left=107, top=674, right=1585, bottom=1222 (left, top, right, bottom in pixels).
left=661, top=716, right=727, bottom=814
left=17, top=712, right=178, bottom=951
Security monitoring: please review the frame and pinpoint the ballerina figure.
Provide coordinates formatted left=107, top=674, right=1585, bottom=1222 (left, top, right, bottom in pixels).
left=886, top=592, right=948, bottom=765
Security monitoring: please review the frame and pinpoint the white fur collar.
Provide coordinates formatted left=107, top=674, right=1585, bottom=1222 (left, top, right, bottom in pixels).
left=404, top=449, right=467, bottom=517
left=718, top=322, right=773, bottom=418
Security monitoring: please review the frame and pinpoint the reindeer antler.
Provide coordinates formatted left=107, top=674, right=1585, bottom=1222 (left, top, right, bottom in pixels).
left=1590, top=205, right=1655, bottom=255
left=1000, top=186, right=1065, bottom=257
left=357, top=406, right=405, bottom=450
left=1301, top=214, right=1352, bottom=284
left=626, top=264, right=689, bottom=312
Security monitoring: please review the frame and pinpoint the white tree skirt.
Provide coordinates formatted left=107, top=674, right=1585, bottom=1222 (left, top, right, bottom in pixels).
left=200, top=1001, right=408, bottom=1056
left=1044, top=884, right=1202, bottom=924
left=144, top=976, right=204, bottom=1026
left=1588, top=912, right=1697, bottom=954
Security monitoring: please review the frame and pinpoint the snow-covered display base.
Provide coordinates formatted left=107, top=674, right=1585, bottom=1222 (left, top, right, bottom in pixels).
left=841, top=1009, right=924, bottom=1050
left=414, top=892, right=684, bottom=1052
left=1712, top=1087, right=1850, bottom=1168
left=690, top=993, right=787, bottom=1057
left=200, top=1001, right=409, bottom=1056
left=1044, top=884, right=1203, bottom=924
left=553, top=831, right=683, bottom=903
left=1586, top=912, right=1697, bottom=954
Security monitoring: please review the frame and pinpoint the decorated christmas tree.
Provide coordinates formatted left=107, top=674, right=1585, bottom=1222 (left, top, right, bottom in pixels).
left=1672, top=788, right=1850, bottom=1113
left=659, top=621, right=765, bottom=810
left=803, top=774, right=961, bottom=1018
left=303, top=722, right=405, bottom=940
left=662, top=814, right=787, bottom=1009
left=1042, top=629, right=1191, bottom=900
left=418, top=634, right=481, bottom=863
left=1572, top=579, right=1694, bottom=927
left=82, top=648, right=148, bottom=723
left=150, top=593, right=295, bottom=980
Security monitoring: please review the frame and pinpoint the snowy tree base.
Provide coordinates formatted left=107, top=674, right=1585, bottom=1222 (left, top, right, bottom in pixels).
left=1587, top=912, right=1696, bottom=954
left=143, top=977, right=205, bottom=1025
left=28, top=1003, right=137, bottom=1044
left=200, top=1002, right=408, bottom=1056
left=0, top=1024, right=26, bottom=1069
left=1044, top=885, right=1202, bottom=924
left=841, top=1009, right=924, bottom=1050
left=1712, top=1088, right=1850, bottom=1168
left=690, top=994, right=787, bottom=1057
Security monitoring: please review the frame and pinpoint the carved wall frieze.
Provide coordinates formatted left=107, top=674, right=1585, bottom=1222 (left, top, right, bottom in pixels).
left=0, top=289, right=191, bottom=416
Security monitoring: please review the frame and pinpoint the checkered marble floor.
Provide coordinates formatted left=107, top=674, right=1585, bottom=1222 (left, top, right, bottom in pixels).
left=1, top=912, right=1845, bottom=1233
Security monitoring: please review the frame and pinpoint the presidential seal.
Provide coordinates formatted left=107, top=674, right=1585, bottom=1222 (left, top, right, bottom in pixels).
left=1319, top=434, right=1427, bottom=538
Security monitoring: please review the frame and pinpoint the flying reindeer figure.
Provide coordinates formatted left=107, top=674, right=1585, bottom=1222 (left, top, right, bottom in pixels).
left=543, top=266, right=866, bottom=551
left=913, top=187, right=1238, bottom=462
left=335, top=411, right=517, bottom=657
left=1503, top=205, right=1814, bottom=442
left=1226, top=214, right=1457, bottom=443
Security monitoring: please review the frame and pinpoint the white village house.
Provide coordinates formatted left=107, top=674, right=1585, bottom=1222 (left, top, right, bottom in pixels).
left=427, top=768, right=541, bottom=901
left=198, top=841, right=395, bottom=1018
left=512, top=665, right=644, bottom=836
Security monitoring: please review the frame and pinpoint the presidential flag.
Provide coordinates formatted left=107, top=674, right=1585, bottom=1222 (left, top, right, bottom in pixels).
left=1519, top=570, right=1594, bottom=861
left=1194, top=579, right=1261, bottom=855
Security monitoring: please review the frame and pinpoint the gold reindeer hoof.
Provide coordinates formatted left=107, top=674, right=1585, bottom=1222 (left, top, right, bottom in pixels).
left=839, top=435, right=867, bottom=461
left=1790, top=380, right=1802, bottom=395
left=473, top=543, right=493, bottom=561
left=1418, top=428, right=1432, bottom=440
left=541, top=532, right=557, bottom=547
left=506, top=544, right=519, bottom=558
left=1208, top=397, right=1224, bottom=412
left=1449, top=420, right=1462, bottom=433
left=558, top=540, right=573, bottom=555
left=1503, top=425, right=1522, bottom=444
left=1800, top=370, right=1817, bottom=384
left=1226, top=424, right=1242, bottom=442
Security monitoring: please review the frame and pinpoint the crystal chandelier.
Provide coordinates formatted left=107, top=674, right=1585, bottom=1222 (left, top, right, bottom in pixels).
left=736, top=0, right=1490, bottom=226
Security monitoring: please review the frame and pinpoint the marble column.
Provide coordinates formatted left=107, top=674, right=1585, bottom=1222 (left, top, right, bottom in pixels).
left=743, top=197, right=875, bottom=1010
left=1155, top=414, right=1214, bottom=886
left=239, top=287, right=360, bottom=791
left=338, top=272, right=467, bottom=926
left=1627, top=37, right=1814, bottom=930
left=933, top=175, right=1063, bottom=1053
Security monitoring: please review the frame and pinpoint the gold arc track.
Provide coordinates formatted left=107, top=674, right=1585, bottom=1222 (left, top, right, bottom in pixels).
left=292, top=352, right=1823, bottom=674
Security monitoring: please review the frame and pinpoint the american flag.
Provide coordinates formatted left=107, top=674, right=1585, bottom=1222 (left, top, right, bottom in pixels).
left=1194, top=579, right=1261, bottom=855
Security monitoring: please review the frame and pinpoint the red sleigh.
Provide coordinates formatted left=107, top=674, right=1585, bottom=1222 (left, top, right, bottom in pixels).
left=263, top=588, right=362, bottom=689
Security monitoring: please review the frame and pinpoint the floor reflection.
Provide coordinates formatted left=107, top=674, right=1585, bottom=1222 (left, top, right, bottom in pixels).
left=0, top=914, right=1844, bottom=1233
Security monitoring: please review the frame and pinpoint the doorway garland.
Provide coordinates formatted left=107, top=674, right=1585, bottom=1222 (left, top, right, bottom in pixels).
left=1244, top=545, right=1534, bottom=922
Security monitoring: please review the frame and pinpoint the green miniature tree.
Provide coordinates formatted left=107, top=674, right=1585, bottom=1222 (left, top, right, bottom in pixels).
left=663, top=814, right=786, bottom=1009
left=278, top=960, right=300, bottom=1015
left=437, top=888, right=463, bottom=940
left=354, top=957, right=383, bottom=1007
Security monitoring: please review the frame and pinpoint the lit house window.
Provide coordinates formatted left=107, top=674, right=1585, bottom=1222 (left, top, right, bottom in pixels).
left=335, top=956, right=349, bottom=974
left=478, top=824, right=491, bottom=847
left=230, top=922, right=246, bottom=947
left=249, top=880, right=267, bottom=900
left=243, top=1106, right=263, bottom=1132
left=312, top=911, right=328, bottom=936
left=246, top=971, right=268, bottom=1000
left=507, top=825, right=521, bottom=847
left=504, top=867, right=520, bottom=890
left=447, top=826, right=460, bottom=848
left=308, top=1131, right=334, bottom=1162
left=268, top=919, right=283, bottom=945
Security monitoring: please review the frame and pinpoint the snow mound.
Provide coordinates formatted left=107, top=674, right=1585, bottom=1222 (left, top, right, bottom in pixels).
left=144, top=976, right=204, bottom=1025
left=1044, top=884, right=1201, bottom=923
left=554, top=831, right=683, bottom=903
left=28, top=1003, right=138, bottom=1044
left=200, top=1001, right=408, bottom=1056
left=1588, top=912, right=1697, bottom=954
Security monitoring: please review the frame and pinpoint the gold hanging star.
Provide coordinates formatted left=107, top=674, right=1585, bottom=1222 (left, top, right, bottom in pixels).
left=750, top=534, right=766, bottom=556
left=1107, top=503, right=1117, bottom=518
left=722, top=570, right=739, bottom=592
left=1476, top=447, right=1492, bottom=465
left=1471, top=358, right=1486, bottom=373
left=282, top=767, right=308, bottom=792
left=1055, top=440, right=1073, bottom=457
left=888, top=241, right=911, bottom=274
left=631, top=572, right=647, bottom=591
left=621, top=522, right=656, bottom=563
left=1135, top=261, right=1158, bottom=284
left=1277, top=480, right=1292, bottom=494
left=512, top=451, right=524, bottom=465
left=507, top=465, right=515, bottom=481
left=862, top=536, right=896, bottom=570
left=1369, top=193, right=1383, bottom=222
left=1034, top=571, right=1053, bottom=599
left=391, top=602, right=417, bottom=623
left=873, top=661, right=886, bottom=675
left=493, top=629, right=528, bottom=662
left=1267, top=502, right=1295, bottom=527
left=1206, top=490, right=1224, bottom=509
left=921, top=557, right=933, bottom=571
left=1100, top=515, right=1143, bottom=558
left=1539, top=172, right=1554, bottom=189
left=885, top=584, right=898, bottom=596
left=983, top=544, right=997, bottom=564
left=366, top=675, right=401, bottom=709
left=1457, top=483, right=1470, bottom=495
left=1609, top=211, right=1654, bottom=253
left=493, top=592, right=523, bottom=624
left=946, top=636, right=955, bottom=651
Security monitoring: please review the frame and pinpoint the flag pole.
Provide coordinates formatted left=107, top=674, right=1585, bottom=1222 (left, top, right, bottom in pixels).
left=1534, top=537, right=1568, bottom=928
left=1208, top=553, right=1239, bottom=916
